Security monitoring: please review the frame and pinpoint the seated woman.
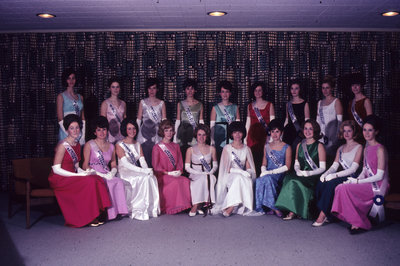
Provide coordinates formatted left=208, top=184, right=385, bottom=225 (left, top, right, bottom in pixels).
left=332, top=115, right=389, bottom=234
left=116, top=118, right=160, bottom=220
left=48, top=114, right=111, bottom=227
left=275, top=119, right=326, bottom=220
left=313, top=120, right=362, bottom=227
left=212, top=121, right=256, bottom=217
left=83, top=116, right=129, bottom=221
left=185, top=124, right=218, bottom=216
left=255, top=119, right=292, bottom=217
left=152, top=119, right=191, bottom=214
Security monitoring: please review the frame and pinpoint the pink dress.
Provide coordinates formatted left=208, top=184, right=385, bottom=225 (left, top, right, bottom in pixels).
left=331, top=144, right=388, bottom=230
left=152, top=141, right=191, bottom=214
left=88, top=140, right=129, bottom=220
left=48, top=143, right=111, bottom=228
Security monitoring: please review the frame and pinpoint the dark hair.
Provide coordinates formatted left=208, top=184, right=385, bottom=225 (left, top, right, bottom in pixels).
left=217, top=80, right=233, bottom=93
left=250, top=82, right=267, bottom=100
left=63, top=114, right=82, bottom=130
left=92, top=116, right=109, bottom=133
left=120, top=118, right=138, bottom=139
left=183, top=79, right=197, bottom=90
left=61, top=68, right=76, bottom=88
left=301, top=119, right=322, bottom=141
left=268, top=119, right=284, bottom=132
left=145, top=78, right=160, bottom=98
left=158, top=119, right=174, bottom=138
left=194, top=124, right=211, bottom=139
left=363, top=115, right=381, bottom=133
left=322, top=75, right=336, bottom=89
left=339, top=120, right=358, bottom=140
left=349, top=72, right=366, bottom=87
left=108, top=77, right=121, bottom=88
left=287, top=79, right=305, bottom=99
left=228, top=121, right=247, bottom=140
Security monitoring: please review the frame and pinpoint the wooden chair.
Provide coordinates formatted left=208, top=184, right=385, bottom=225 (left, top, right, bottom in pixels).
left=8, top=157, right=56, bottom=229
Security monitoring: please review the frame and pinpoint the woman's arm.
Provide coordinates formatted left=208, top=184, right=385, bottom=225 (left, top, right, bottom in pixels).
left=100, top=100, right=107, bottom=117
left=304, top=102, right=310, bottom=120
left=80, top=94, right=85, bottom=120
left=56, top=93, right=64, bottom=122
left=364, top=98, right=373, bottom=116
left=82, top=142, right=92, bottom=170
left=269, top=102, right=275, bottom=121
left=161, top=100, right=167, bottom=120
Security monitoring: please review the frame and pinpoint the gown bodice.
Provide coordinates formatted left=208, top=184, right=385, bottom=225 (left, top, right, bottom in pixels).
left=88, top=140, right=114, bottom=174
left=266, top=143, right=289, bottom=171
left=298, top=141, right=319, bottom=171
left=62, top=91, right=83, bottom=117
left=191, top=145, right=212, bottom=172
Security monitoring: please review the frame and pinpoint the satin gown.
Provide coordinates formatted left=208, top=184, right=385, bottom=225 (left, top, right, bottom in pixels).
left=58, top=92, right=83, bottom=141
left=88, top=140, right=129, bottom=220
left=213, top=103, right=238, bottom=158
left=332, top=144, right=389, bottom=230
left=255, top=144, right=289, bottom=212
left=275, top=141, right=321, bottom=219
left=152, top=141, right=191, bottom=214
left=48, top=143, right=111, bottom=228
left=117, top=141, right=160, bottom=220
left=105, top=99, right=125, bottom=144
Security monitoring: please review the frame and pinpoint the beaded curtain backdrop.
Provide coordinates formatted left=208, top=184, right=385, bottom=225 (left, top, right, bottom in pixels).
left=0, top=31, right=399, bottom=191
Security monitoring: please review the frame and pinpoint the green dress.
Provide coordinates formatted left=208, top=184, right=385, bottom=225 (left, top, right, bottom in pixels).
left=275, top=141, right=320, bottom=219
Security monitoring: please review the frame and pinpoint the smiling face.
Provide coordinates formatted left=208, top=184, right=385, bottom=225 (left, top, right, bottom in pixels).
left=109, top=82, right=120, bottom=97
left=220, top=87, right=231, bottom=101
left=363, top=123, right=377, bottom=142
left=185, top=86, right=196, bottom=98
left=343, top=125, right=354, bottom=141
left=147, top=84, right=157, bottom=97
left=232, top=131, right=243, bottom=142
left=94, top=127, right=108, bottom=140
left=321, top=83, right=333, bottom=98
left=303, top=122, right=314, bottom=140
left=66, top=74, right=76, bottom=88
left=196, top=129, right=207, bottom=144
left=253, top=86, right=263, bottom=99
left=290, top=83, right=300, bottom=98
left=67, top=121, right=80, bottom=139
left=270, top=128, right=283, bottom=142
left=351, top=84, right=362, bottom=95
left=126, top=123, right=137, bottom=139
left=163, top=127, right=174, bottom=141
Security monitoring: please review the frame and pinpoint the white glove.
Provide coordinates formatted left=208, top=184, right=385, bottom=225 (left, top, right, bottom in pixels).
left=320, top=162, right=339, bottom=182
left=334, top=162, right=360, bottom=179
left=173, top=120, right=181, bottom=143
left=58, top=120, right=67, bottom=136
left=136, top=119, right=144, bottom=141
left=260, top=166, right=270, bottom=177
left=185, top=163, right=203, bottom=175
left=244, top=116, right=250, bottom=145
left=358, top=169, right=385, bottom=184
left=168, top=170, right=182, bottom=177
left=210, top=120, right=216, bottom=145
left=95, top=171, right=109, bottom=179
left=270, top=165, right=288, bottom=175
left=120, top=156, right=152, bottom=174
left=79, top=120, right=86, bottom=145
left=209, top=161, right=218, bottom=175
left=52, top=164, right=92, bottom=177
left=139, top=156, right=149, bottom=168
left=336, top=114, right=343, bottom=123
left=284, top=117, right=288, bottom=127
left=344, top=177, right=358, bottom=184
left=294, top=160, right=302, bottom=176
left=269, top=115, right=275, bottom=121
left=230, top=168, right=251, bottom=178
left=105, top=168, right=117, bottom=180
left=199, top=119, right=204, bottom=124
left=301, top=162, right=326, bottom=177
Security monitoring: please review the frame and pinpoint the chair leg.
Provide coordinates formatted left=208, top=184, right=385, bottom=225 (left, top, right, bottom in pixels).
left=26, top=182, right=31, bottom=229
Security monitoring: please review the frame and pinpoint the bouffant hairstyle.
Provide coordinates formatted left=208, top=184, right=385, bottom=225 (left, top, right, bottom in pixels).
left=217, top=80, right=233, bottom=93
left=300, top=119, right=322, bottom=141
left=349, top=72, right=366, bottom=87
left=107, top=77, right=121, bottom=88
left=120, top=118, right=138, bottom=139
left=194, top=124, right=211, bottom=139
left=158, top=119, right=174, bottom=138
left=63, top=114, right=82, bottom=130
left=228, top=121, right=247, bottom=140
left=183, top=78, right=197, bottom=90
left=249, top=81, right=267, bottom=100
left=92, top=116, right=109, bottom=133
left=268, top=119, right=284, bottom=132
left=363, top=115, right=381, bottom=133
left=322, top=75, right=336, bottom=88
left=61, top=68, right=76, bottom=88
left=145, top=78, right=161, bottom=98
left=339, top=120, right=358, bottom=139
left=287, top=79, right=305, bottom=99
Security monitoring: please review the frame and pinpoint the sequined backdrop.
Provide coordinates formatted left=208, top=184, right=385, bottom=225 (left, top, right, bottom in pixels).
left=1, top=31, right=399, bottom=190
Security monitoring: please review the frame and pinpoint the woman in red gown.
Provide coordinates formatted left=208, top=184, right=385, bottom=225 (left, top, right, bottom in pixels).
left=48, top=114, right=111, bottom=227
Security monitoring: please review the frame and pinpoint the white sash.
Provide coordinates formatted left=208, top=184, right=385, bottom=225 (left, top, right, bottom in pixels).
left=89, top=141, right=110, bottom=172
left=252, top=102, right=269, bottom=133
left=301, top=140, right=318, bottom=170
left=287, top=101, right=301, bottom=132
left=266, top=143, right=283, bottom=168
left=143, top=99, right=161, bottom=123
left=193, top=145, right=212, bottom=172
left=351, top=99, right=363, bottom=127
left=158, top=143, right=176, bottom=168
left=63, top=142, right=79, bottom=171
left=181, top=100, right=197, bottom=129
left=218, top=103, right=233, bottom=124
left=231, top=150, right=245, bottom=170
left=120, top=142, right=139, bottom=166
left=108, top=100, right=122, bottom=123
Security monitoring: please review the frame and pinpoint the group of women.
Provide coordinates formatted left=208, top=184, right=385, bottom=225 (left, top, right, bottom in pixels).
left=50, top=69, right=388, bottom=235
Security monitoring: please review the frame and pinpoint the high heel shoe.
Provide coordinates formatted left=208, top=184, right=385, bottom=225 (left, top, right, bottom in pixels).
left=222, top=211, right=231, bottom=217
left=188, top=211, right=196, bottom=217
left=312, top=217, right=328, bottom=227
left=283, top=213, right=295, bottom=220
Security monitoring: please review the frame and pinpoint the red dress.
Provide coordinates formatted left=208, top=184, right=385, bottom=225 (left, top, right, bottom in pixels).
left=48, top=143, right=111, bottom=227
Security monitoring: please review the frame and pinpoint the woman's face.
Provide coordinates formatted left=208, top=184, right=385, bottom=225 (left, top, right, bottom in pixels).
left=220, top=87, right=231, bottom=101
left=303, top=122, right=314, bottom=139
left=343, top=125, right=354, bottom=141
left=147, top=84, right=157, bottom=97
left=254, top=86, right=263, bottom=99
left=109, top=82, right=120, bottom=97
left=363, top=123, right=377, bottom=142
left=321, top=83, right=332, bottom=98
left=163, top=127, right=174, bottom=140
left=67, top=74, right=76, bottom=88
left=351, top=84, right=362, bottom=95
left=196, top=129, right=207, bottom=144
left=126, top=123, right=137, bottom=139
left=94, top=127, right=108, bottom=140
left=185, top=86, right=196, bottom=98
left=270, top=128, right=282, bottom=142
left=290, top=84, right=300, bottom=97
left=232, top=131, right=243, bottom=142
left=67, top=121, right=80, bottom=139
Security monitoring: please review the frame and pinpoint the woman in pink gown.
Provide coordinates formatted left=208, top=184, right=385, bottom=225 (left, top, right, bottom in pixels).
left=83, top=116, right=129, bottom=221
left=332, top=115, right=389, bottom=234
left=152, top=119, right=191, bottom=214
left=48, top=114, right=111, bottom=227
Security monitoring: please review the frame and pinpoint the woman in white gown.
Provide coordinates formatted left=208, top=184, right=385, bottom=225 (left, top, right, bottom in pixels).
left=185, top=124, right=218, bottom=216
left=116, top=118, right=160, bottom=220
left=212, top=121, right=256, bottom=217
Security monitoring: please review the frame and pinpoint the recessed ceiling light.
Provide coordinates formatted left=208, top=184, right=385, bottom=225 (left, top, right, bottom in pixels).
left=36, top=13, right=56, bottom=18
left=207, top=11, right=227, bottom=17
left=381, top=11, right=399, bottom=17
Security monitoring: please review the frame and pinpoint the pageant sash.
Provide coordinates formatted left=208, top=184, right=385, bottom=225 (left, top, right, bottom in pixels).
left=182, top=100, right=197, bottom=129
left=143, top=99, right=161, bottom=123
left=120, top=142, right=139, bottom=166
left=351, top=99, right=363, bottom=127
left=63, top=142, right=79, bottom=171
left=301, top=140, right=318, bottom=170
left=193, top=145, right=212, bottom=172
left=318, top=102, right=328, bottom=144
left=339, top=147, right=357, bottom=178
left=266, top=143, right=283, bottom=168
left=218, top=103, right=233, bottom=124
left=287, top=101, right=301, bottom=132
left=231, top=150, right=245, bottom=170
left=90, top=141, right=110, bottom=172
left=158, top=143, right=176, bottom=168
left=252, top=102, right=269, bottom=134
left=108, top=101, right=122, bottom=123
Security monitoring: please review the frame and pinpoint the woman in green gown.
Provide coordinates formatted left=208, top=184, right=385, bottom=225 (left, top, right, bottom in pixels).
left=275, top=119, right=326, bottom=220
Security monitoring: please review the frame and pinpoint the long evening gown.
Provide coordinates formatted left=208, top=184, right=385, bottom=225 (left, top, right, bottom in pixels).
left=58, top=92, right=84, bottom=141
left=117, top=141, right=160, bottom=220
left=332, top=144, right=389, bottom=230
left=105, top=99, right=125, bottom=144
left=88, top=140, right=129, bottom=220
left=275, top=141, right=321, bottom=219
left=255, top=143, right=289, bottom=212
left=213, top=103, right=238, bottom=158
left=48, top=143, right=111, bottom=227
left=152, top=141, right=191, bottom=214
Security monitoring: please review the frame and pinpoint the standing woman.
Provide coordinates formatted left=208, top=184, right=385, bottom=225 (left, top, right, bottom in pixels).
left=213, top=121, right=256, bottom=217
left=48, top=114, right=111, bottom=227
left=245, top=82, right=275, bottom=176
left=116, top=118, right=160, bottom=220
left=100, top=77, right=126, bottom=144
left=313, top=120, right=362, bottom=227
left=57, top=69, right=86, bottom=145
left=316, top=75, right=343, bottom=159
left=283, top=79, right=310, bottom=150
left=83, top=116, right=129, bottom=221
left=185, top=124, right=218, bottom=216
left=275, top=119, right=326, bottom=220
left=137, top=78, right=167, bottom=167
left=210, top=80, right=240, bottom=159
left=174, top=79, right=204, bottom=152
left=332, top=115, right=389, bottom=234
left=255, top=119, right=292, bottom=217
left=152, top=119, right=191, bottom=214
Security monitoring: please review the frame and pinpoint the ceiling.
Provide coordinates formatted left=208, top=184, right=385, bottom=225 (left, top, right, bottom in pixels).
left=0, top=0, right=399, bottom=33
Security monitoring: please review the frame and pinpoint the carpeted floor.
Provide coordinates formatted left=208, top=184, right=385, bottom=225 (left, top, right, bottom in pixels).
left=2, top=192, right=400, bottom=266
